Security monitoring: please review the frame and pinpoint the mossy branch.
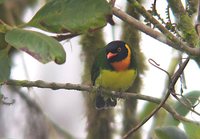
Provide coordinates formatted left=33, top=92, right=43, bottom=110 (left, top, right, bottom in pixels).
left=0, top=79, right=199, bottom=126
left=112, top=7, right=200, bottom=56
left=2, top=80, right=93, bottom=92
left=167, top=0, right=199, bottom=47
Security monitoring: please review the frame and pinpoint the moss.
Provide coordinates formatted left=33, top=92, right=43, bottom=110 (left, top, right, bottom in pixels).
left=167, top=0, right=185, bottom=14
left=121, top=2, right=146, bottom=139
left=167, top=0, right=199, bottom=47
left=80, top=31, right=114, bottom=139
left=177, top=14, right=199, bottom=47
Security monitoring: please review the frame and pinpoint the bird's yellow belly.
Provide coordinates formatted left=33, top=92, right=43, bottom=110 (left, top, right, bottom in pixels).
left=95, top=69, right=137, bottom=91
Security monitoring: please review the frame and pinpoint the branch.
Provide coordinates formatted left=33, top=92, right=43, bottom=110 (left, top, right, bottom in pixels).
left=2, top=80, right=92, bottom=92
left=1, top=79, right=199, bottom=125
left=129, top=0, right=198, bottom=48
left=112, top=7, right=200, bottom=56
left=116, top=92, right=199, bottom=125
left=167, top=0, right=199, bottom=47
left=123, top=57, right=190, bottom=139
left=53, top=33, right=79, bottom=41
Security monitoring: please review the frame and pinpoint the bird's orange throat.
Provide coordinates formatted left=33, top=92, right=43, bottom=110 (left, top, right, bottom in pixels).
left=110, top=44, right=131, bottom=71
left=111, top=56, right=130, bottom=71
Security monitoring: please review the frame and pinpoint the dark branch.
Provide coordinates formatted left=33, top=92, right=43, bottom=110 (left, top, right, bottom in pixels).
left=53, top=33, right=79, bottom=41
left=123, top=57, right=190, bottom=139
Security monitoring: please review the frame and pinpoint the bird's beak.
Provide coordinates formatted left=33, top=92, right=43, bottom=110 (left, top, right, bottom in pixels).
left=107, top=52, right=117, bottom=59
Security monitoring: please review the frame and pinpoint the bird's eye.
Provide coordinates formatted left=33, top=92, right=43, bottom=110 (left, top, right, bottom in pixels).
left=117, top=47, right=121, bottom=52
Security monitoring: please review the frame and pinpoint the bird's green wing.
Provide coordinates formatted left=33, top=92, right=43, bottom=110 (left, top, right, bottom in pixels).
left=91, top=59, right=100, bottom=85
left=91, top=47, right=116, bottom=109
left=129, top=47, right=137, bottom=69
left=91, top=47, right=111, bottom=85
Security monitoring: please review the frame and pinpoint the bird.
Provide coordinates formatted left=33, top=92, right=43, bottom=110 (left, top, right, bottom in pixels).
left=91, top=40, right=137, bottom=109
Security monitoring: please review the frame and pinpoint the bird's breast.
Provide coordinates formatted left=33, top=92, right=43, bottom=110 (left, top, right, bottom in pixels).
left=110, top=53, right=131, bottom=71
left=95, top=69, right=137, bottom=91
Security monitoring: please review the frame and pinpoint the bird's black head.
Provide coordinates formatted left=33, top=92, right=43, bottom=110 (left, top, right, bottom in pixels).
left=105, top=41, right=129, bottom=63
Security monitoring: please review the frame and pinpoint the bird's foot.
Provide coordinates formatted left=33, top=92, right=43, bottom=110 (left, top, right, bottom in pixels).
left=95, top=95, right=106, bottom=109
left=116, top=91, right=124, bottom=99
left=106, top=97, right=117, bottom=107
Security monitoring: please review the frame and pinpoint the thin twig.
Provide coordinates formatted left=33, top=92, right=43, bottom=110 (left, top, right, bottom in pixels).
left=148, top=58, right=171, bottom=79
left=112, top=7, right=200, bottom=56
left=128, top=0, right=185, bottom=45
left=173, top=94, right=200, bottom=116
left=168, top=57, right=200, bottom=116
left=152, top=0, right=166, bottom=25
left=122, top=57, right=190, bottom=139
left=123, top=89, right=171, bottom=139
left=171, top=90, right=200, bottom=116
left=114, top=92, right=199, bottom=125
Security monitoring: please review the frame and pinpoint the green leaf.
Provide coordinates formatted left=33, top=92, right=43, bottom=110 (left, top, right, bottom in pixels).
left=155, top=126, right=188, bottom=139
left=0, top=48, right=10, bottom=82
left=27, top=0, right=111, bottom=33
left=183, top=122, right=200, bottom=139
left=139, top=102, right=157, bottom=120
left=175, top=91, right=200, bottom=115
left=164, top=91, right=200, bottom=126
left=139, top=102, right=168, bottom=127
left=5, top=28, right=66, bottom=64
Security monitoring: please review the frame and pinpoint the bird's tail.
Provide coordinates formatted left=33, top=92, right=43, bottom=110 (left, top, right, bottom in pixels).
left=95, top=95, right=117, bottom=109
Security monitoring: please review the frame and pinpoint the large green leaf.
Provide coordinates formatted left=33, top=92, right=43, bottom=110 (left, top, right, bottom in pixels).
left=5, top=28, right=66, bottom=64
left=164, top=91, right=200, bottom=126
left=183, top=122, right=200, bottom=139
left=27, top=0, right=111, bottom=33
left=155, top=126, right=188, bottom=139
left=0, top=48, right=10, bottom=82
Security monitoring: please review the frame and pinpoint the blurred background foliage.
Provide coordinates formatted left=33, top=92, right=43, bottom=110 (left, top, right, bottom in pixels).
left=0, top=0, right=200, bottom=139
